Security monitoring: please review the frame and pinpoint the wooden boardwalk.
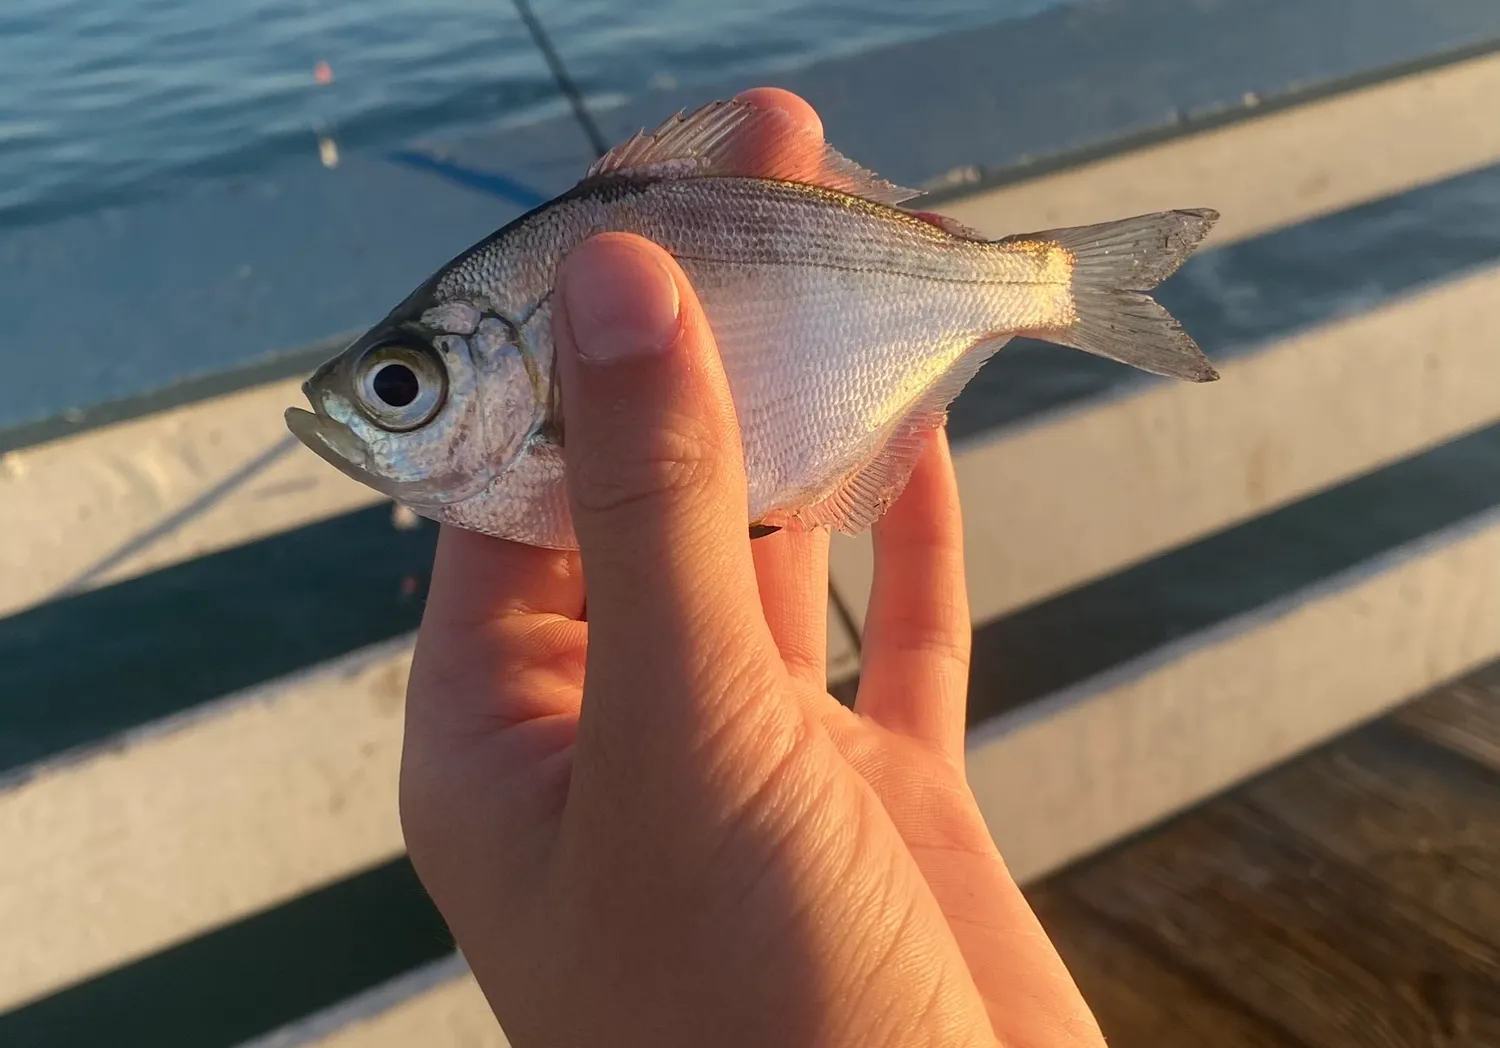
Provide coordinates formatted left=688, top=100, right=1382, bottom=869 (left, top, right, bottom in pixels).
left=1029, top=660, right=1500, bottom=1047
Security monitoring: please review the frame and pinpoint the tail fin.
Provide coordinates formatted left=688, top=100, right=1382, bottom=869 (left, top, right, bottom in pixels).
left=1008, top=209, right=1221, bottom=382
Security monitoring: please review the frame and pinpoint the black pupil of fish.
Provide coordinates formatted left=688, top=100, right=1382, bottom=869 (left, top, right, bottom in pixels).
left=373, top=363, right=420, bottom=407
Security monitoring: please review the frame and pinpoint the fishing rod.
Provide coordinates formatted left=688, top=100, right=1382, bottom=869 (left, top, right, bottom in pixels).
left=508, top=0, right=609, bottom=158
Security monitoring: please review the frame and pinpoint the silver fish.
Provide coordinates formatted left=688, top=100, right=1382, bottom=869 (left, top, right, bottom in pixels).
left=287, top=98, right=1219, bottom=548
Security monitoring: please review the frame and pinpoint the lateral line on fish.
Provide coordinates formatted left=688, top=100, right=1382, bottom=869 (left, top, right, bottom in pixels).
left=669, top=253, right=1071, bottom=288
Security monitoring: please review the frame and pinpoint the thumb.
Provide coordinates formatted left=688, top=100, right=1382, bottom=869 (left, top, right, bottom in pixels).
left=553, top=233, right=777, bottom=742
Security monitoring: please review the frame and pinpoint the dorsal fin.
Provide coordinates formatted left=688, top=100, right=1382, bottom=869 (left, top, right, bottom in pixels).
left=909, top=210, right=990, bottom=241
left=585, top=99, right=922, bottom=206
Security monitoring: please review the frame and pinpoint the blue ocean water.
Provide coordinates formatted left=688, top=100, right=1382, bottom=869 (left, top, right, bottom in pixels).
left=0, top=0, right=1060, bottom=227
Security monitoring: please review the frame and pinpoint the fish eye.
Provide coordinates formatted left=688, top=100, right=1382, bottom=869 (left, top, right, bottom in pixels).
left=354, top=340, right=447, bottom=431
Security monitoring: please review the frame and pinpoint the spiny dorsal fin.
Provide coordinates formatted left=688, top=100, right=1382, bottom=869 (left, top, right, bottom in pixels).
left=585, top=99, right=922, bottom=206
left=908, top=210, right=990, bottom=241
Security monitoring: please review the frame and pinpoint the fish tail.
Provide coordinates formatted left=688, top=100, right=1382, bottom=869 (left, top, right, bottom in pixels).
left=1015, top=209, right=1221, bottom=382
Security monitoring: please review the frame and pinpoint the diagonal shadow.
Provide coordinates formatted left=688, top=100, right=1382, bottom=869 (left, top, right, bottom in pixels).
left=54, top=435, right=303, bottom=601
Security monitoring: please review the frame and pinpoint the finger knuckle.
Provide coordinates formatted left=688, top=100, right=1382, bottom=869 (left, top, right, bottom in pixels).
left=570, top=416, right=721, bottom=517
left=880, top=608, right=972, bottom=674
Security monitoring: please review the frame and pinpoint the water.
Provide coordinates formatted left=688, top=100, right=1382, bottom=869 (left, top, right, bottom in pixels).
left=0, top=0, right=1058, bottom=228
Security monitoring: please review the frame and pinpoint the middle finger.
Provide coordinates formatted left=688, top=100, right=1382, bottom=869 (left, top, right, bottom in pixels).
left=752, top=528, right=830, bottom=686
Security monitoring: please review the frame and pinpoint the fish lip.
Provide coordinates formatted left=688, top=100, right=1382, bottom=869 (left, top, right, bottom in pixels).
left=284, top=405, right=373, bottom=477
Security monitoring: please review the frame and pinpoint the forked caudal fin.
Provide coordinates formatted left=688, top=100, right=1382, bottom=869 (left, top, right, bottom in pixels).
left=1004, top=209, right=1221, bottom=382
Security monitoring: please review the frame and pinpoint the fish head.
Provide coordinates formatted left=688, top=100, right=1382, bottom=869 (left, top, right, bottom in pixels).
left=285, top=294, right=549, bottom=512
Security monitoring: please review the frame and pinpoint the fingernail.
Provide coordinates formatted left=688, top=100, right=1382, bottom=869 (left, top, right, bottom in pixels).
left=560, top=236, right=682, bottom=361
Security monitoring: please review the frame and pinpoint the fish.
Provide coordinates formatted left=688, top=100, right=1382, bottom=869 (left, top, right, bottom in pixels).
left=286, top=97, right=1220, bottom=549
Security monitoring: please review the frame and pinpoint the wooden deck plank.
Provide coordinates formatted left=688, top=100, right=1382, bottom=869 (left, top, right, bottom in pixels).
left=1055, top=800, right=1500, bottom=1046
left=1392, top=665, right=1500, bottom=773
left=1027, top=891, right=1297, bottom=1048
left=1242, top=722, right=1500, bottom=950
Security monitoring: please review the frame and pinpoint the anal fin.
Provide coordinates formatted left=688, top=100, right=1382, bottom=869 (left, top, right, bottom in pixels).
left=786, top=333, right=1011, bottom=534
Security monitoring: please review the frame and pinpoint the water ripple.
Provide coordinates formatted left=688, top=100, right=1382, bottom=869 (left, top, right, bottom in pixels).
left=0, top=0, right=1049, bottom=227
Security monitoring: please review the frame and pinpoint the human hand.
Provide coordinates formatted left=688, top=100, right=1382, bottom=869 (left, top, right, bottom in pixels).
left=399, top=88, right=1105, bottom=1048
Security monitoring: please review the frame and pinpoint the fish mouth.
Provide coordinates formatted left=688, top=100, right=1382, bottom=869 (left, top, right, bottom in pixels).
left=284, top=401, right=463, bottom=509
left=285, top=405, right=381, bottom=486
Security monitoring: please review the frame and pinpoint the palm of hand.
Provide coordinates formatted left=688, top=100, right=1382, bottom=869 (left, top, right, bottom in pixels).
left=402, top=445, right=1099, bottom=1048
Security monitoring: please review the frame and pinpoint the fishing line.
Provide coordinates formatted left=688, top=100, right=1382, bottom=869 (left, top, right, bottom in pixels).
left=507, top=0, right=609, bottom=158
